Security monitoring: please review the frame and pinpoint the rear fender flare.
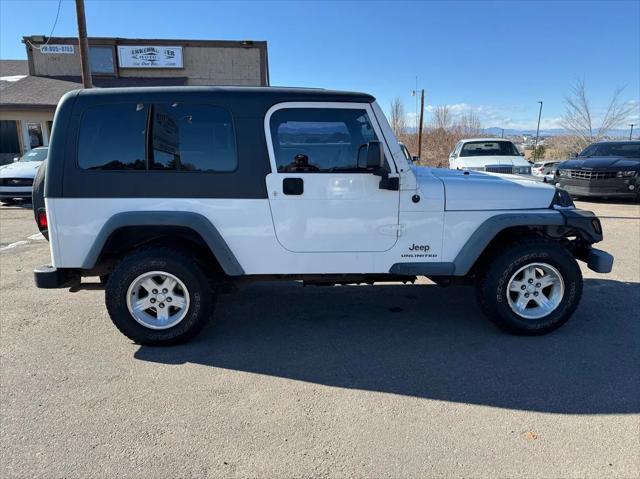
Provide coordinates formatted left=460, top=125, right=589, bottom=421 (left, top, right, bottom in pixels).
left=81, top=211, right=244, bottom=276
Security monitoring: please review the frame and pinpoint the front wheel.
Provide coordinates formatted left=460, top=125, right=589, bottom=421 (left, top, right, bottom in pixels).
left=476, top=240, right=583, bottom=335
left=105, top=247, right=215, bottom=345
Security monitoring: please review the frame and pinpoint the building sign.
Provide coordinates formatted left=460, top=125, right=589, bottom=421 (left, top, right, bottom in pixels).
left=41, top=45, right=74, bottom=54
left=117, top=45, right=183, bottom=68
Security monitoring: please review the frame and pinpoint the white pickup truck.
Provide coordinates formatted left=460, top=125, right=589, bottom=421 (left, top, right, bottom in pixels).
left=33, top=87, right=612, bottom=345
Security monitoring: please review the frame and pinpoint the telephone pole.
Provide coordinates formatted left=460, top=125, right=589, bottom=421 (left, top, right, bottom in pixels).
left=533, top=101, right=543, bottom=161
left=417, top=89, right=425, bottom=161
left=75, top=0, right=92, bottom=88
left=630, top=123, right=636, bottom=140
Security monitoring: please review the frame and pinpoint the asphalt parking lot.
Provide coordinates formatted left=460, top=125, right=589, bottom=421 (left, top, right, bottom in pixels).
left=1, top=200, right=639, bottom=478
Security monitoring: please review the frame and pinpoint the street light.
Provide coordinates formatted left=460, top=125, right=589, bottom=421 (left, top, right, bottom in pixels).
left=630, top=123, right=636, bottom=140
left=533, top=101, right=543, bottom=161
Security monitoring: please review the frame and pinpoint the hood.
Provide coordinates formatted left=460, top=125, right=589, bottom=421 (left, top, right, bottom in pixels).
left=420, top=167, right=555, bottom=211
left=455, top=155, right=530, bottom=168
left=0, top=161, right=43, bottom=178
left=559, top=156, right=640, bottom=170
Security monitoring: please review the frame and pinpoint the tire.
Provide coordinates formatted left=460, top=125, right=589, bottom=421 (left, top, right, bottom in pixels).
left=476, top=240, right=582, bottom=335
left=105, top=247, right=215, bottom=345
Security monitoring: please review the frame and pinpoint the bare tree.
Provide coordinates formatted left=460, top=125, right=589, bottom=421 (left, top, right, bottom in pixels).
left=389, top=97, right=406, bottom=137
left=562, top=79, right=634, bottom=149
left=432, top=105, right=453, bottom=130
left=457, top=110, right=483, bottom=136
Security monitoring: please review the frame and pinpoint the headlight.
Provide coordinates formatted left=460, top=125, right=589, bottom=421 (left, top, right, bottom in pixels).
left=558, top=169, right=570, bottom=177
left=616, top=170, right=638, bottom=178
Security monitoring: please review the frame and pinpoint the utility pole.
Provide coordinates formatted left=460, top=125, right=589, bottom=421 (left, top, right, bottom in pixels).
left=533, top=101, right=543, bottom=161
left=630, top=123, right=636, bottom=140
left=501, top=128, right=504, bottom=138
left=417, top=89, right=425, bottom=161
left=75, top=0, right=92, bottom=88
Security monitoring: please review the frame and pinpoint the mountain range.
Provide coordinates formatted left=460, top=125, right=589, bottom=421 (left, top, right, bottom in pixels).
left=483, top=127, right=635, bottom=138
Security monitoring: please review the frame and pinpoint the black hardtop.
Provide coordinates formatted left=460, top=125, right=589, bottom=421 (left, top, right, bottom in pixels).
left=46, top=86, right=375, bottom=200
left=72, top=85, right=376, bottom=107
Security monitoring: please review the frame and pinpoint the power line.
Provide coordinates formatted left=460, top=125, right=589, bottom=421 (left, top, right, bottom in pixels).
left=26, top=0, right=63, bottom=51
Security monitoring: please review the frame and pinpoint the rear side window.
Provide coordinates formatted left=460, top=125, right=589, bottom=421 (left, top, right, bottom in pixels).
left=150, top=103, right=236, bottom=172
left=78, top=102, right=237, bottom=172
left=78, top=103, right=147, bottom=170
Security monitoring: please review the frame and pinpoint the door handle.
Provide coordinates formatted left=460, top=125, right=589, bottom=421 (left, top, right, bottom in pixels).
left=283, top=177, right=303, bottom=195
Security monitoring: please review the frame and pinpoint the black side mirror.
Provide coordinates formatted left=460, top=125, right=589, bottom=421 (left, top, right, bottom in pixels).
left=366, top=140, right=384, bottom=170
left=412, top=155, right=419, bottom=163
left=574, top=152, right=580, bottom=158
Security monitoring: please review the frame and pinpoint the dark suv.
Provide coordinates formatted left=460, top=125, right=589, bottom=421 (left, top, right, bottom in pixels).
left=555, top=141, right=639, bottom=200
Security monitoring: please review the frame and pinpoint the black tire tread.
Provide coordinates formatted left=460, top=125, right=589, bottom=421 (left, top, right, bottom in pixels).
left=105, top=247, right=215, bottom=345
left=476, top=238, right=583, bottom=335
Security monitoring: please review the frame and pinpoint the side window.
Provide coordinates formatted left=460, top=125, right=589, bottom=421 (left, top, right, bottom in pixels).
left=270, top=108, right=380, bottom=173
left=78, top=103, right=147, bottom=170
left=78, top=102, right=237, bottom=172
left=150, top=103, right=237, bottom=172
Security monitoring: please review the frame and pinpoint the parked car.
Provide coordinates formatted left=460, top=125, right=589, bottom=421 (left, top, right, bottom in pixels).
left=0, top=147, right=48, bottom=204
left=532, top=160, right=561, bottom=177
left=449, top=139, right=532, bottom=175
left=543, top=162, right=562, bottom=183
left=555, top=141, right=640, bottom=200
left=33, top=87, right=612, bottom=345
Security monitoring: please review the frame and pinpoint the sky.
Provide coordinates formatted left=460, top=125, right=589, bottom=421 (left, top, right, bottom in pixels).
left=1, top=0, right=639, bottom=130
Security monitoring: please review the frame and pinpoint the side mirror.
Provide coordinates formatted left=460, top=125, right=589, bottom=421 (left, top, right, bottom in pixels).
left=412, top=155, right=419, bottom=163
left=574, top=152, right=580, bottom=158
left=520, top=151, right=525, bottom=156
left=365, top=140, right=385, bottom=170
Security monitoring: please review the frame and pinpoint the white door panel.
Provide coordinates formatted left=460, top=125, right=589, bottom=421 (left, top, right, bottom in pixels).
left=266, top=172, right=399, bottom=252
left=264, top=102, right=400, bottom=253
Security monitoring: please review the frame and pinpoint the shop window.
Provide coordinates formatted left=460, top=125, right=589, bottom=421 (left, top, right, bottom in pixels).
left=27, top=123, right=44, bottom=148
left=90, top=46, right=115, bottom=74
left=0, top=120, right=20, bottom=154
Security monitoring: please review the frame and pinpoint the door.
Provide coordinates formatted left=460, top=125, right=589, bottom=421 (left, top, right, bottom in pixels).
left=265, top=103, right=400, bottom=253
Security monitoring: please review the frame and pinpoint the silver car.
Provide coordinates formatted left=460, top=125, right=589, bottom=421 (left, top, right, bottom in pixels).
left=0, top=147, right=48, bottom=204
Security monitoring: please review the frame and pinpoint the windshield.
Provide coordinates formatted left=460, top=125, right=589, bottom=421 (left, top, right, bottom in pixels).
left=19, top=148, right=48, bottom=162
left=460, top=141, right=520, bottom=157
left=579, top=142, right=640, bottom=158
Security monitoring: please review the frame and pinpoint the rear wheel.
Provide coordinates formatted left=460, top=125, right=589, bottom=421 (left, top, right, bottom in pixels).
left=105, top=247, right=215, bottom=345
left=476, top=240, right=582, bottom=335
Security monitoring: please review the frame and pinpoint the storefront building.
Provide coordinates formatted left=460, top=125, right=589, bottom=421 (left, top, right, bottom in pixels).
left=0, top=36, right=269, bottom=163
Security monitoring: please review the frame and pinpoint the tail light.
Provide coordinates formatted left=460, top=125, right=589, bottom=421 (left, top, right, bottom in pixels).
left=37, top=208, right=48, bottom=230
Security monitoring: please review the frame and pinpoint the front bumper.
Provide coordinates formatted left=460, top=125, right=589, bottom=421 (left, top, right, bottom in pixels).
left=555, top=177, right=638, bottom=198
left=0, top=186, right=32, bottom=199
left=586, top=248, right=614, bottom=273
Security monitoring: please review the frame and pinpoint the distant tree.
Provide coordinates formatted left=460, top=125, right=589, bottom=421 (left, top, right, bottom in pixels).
left=432, top=105, right=453, bottom=130
left=389, top=97, right=406, bottom=137
left=457, top=110, right=483, bottom=136
left=562, top=78, right=634, bottom=150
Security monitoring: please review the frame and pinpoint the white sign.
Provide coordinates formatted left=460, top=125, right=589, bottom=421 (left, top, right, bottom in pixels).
left=117, top=45, right=183, bottom=68
left=41, top=45, right=74, bottom=54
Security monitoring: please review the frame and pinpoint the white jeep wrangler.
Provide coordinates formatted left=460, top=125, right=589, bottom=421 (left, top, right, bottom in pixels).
left=33, top=87, right=613, bottom=345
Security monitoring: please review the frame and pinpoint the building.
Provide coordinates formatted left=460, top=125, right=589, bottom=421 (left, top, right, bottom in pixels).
left=0, top=36, right=269, bottom=163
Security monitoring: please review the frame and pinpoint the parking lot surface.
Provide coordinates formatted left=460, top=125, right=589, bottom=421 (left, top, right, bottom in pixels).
left=1, top=200, right=639, bottom=478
